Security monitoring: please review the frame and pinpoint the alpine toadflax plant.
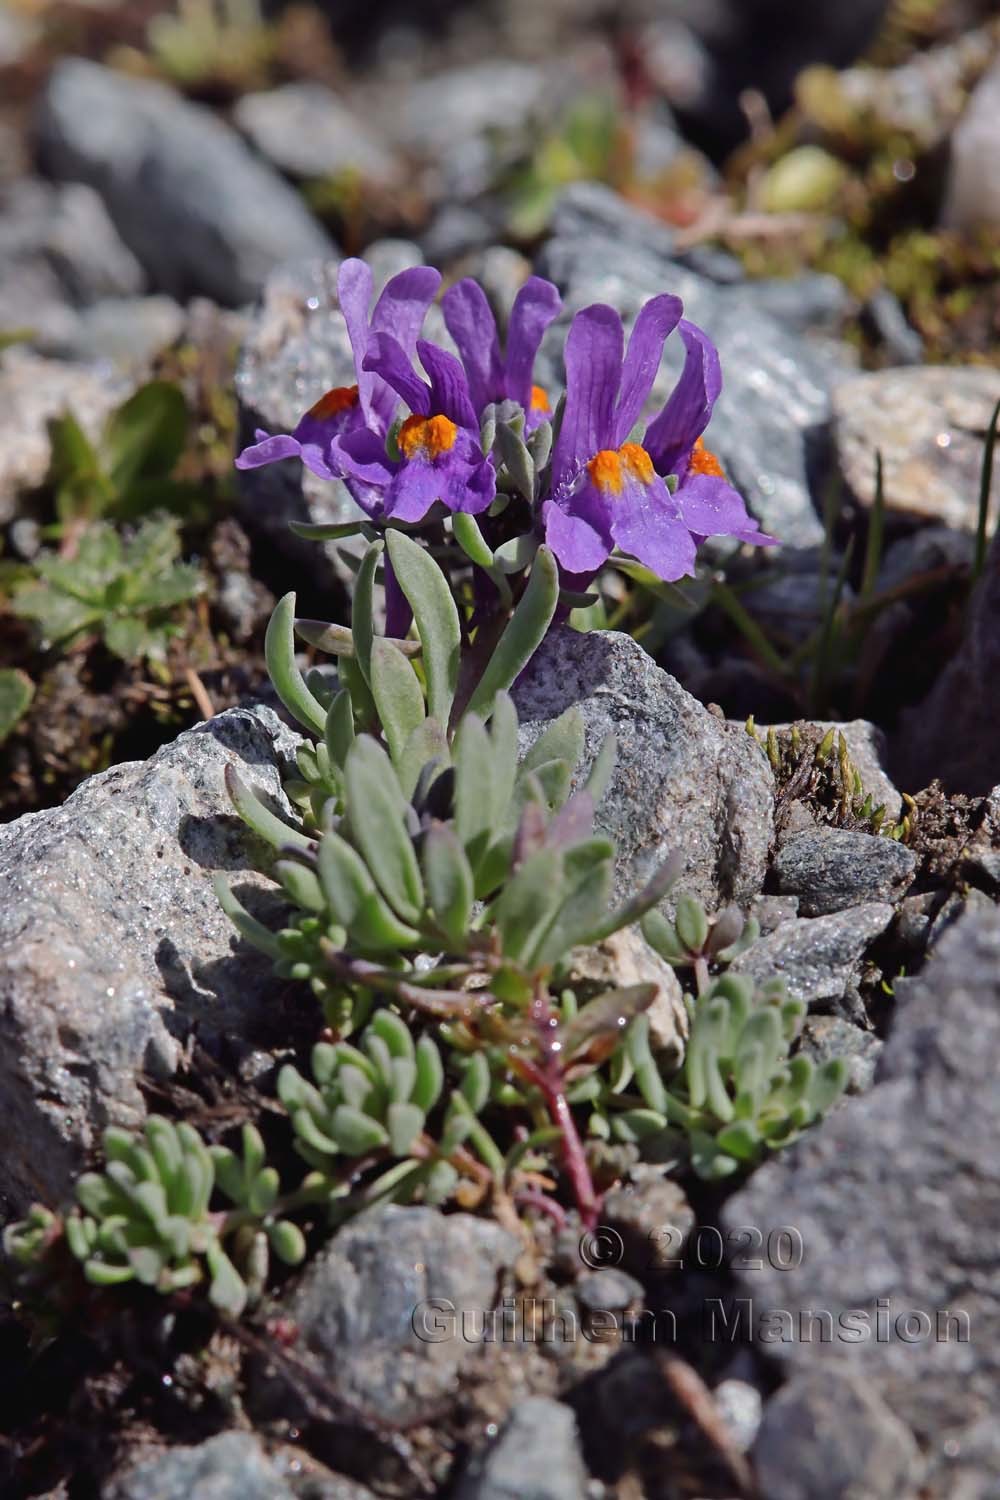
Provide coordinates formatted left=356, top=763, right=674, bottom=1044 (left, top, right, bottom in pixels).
left=4, top=259, right=821, bottom=1333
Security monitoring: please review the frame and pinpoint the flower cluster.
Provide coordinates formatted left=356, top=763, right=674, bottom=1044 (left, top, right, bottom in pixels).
left=237, top=257, right=774, bottom=583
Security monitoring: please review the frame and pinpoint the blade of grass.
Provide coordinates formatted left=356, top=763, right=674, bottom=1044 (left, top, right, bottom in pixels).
left=859, top=449, right=885, bottom=605
left=974, top=398, right=1000, bottom=579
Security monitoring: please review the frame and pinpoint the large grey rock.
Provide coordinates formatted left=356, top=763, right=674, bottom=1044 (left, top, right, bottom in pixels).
left=0, top=178, right=145, bottom=345
left=233, top=83, right=400, bottom=187
left=536, top=183, right=853, bottom=549
left=513, top=627, right=774, bottom=918
left=773, top=827, right=915, bottom=916
left=0, top=704, right=301, bottom=1211
left=753, top=1371, right=921, bottom=1500
left=453, top=1396, right=588, bottom=1500
left=729, top=903, right=894, bottom=1007
left=393, top=61, right=549, bottom=157
left=895, top=525, right=1000, bottom=794
left=285, top=1205, right=520, bottom=1426
left=37, top=59, right=331, bottom=304
left=103, top=1432, right=296, bottom=1500
left=0, top=349, right=130, bottom=522
left=722, top=906, right=1000, bottom=1492
left=799, top=1016, right=883, bottom=1095
left=942, top=54, right=1000, bottom=232
left=833, top=366, right=1000, bottom=532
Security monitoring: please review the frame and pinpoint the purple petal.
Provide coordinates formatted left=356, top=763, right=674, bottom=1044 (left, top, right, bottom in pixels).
left=338, top=257, right=377, bottom=421
left=610, top=472, right=698, bottom=581
left=369, top=265, right=442, bottom=429
left=235, top=432, right=304, bottom=470
left=643, top=319, right=722, bottom=477
left=383, top=460, right=446, bottom=524
left=542, top=479, right=615, bottom=575
left=613, top=294, right=683, bottom=446
left=504, top=275, right=562, bottom=410
left=336, top=426, right=396, bottom=487
left=364, top=333, right=431, bottom=415
left=416, top=339, right=479, bottom=430
left=677, top=473, right=778, bottom=546
left=441, top=278, right=504, bottom=413
left=551, top=304, right=624, bottom=491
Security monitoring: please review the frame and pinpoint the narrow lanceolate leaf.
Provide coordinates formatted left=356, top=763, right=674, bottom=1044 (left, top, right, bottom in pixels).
left=224, top=765, right=314, bottom=853
left=527, top=855, right=614, bottom=969
left=584, top=734, right=617, bottom=804
left=494, top=847, right=563, bottom=962
left=385, top=530, right=461, bottom=725
left=295, top=619, right=421, bottom=658
left=370, top=636, right=426, bottom=766
left=397, top=717, right=449, bottom=802
left=214, top=876, right=283, bottom=959
left=413, top=1036, right=444, bottom=1114
left=451, top=511, right=495, bottom=569
left=423, top=824, right=474, bottom=945
left=520, top=705, right=584, bottom=777
left=265, top=593, right=328, bottom=737
left=289, top=518, right=368, bottom=541
left=325, top=688, right=355, bottom=770
left=453, top=711, right=494, bottom=868
left=274, top=860, right=325, bottom=913
left=466, top=545, right=560, bottom=719
left=489, top=692, right=519, bottom=819
left=343, top=737, right=424, bottom=923
left=495, top=422, right=535, bottom=501
left=351, top=540, right=383, bottom=688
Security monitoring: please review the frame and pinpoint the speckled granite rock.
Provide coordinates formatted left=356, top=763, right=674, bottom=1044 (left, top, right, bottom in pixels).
left=729, top=903, right=894, bottom=1007
left=0, top=704, right=301, bottom=1212
left=833, top=366, right=1000, bottom=531
left=942, top=53, right=1000, bottom=233
left=772, top=827, right=915, bottom=916
left=513, top=627, right=774, bottom=918
left=284, top=1205, right=520, bottom=1427
left=753, top=1371, right=921, bottom=1500
left=37, top=59, right=331, bottom=304
left=723, top=906, right=1000, bottom=1494
left=233, top=82, right=400, bottom=187
left=103, top=1433, right=298, bottom=1500
left=453, top=1396, right=589, bottom=1500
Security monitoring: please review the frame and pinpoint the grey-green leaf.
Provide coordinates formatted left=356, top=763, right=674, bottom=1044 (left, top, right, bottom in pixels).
left=385, top=530, right=461, bottom=726
left=465, top=545, right=560, bottom=719
left=370, top=636, right=426, bottom=766
left=264, top=592, right=328, bottom=737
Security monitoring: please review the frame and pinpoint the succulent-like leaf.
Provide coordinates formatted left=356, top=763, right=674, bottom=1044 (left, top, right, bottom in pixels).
left=343, top=737, right=424, bottom=923
left=385, top=530, right=461, bottom=725
left=264, top=592, right=329, bottom=737
left=351, top=540, right=383, bottom=688
left=465, top=545, right=559, bottom=719
left=370, top=636, right=426, bottom=765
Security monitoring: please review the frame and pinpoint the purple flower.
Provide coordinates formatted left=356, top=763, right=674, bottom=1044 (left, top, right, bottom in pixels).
left=542, top=301, right=776, bottom=580
left=442, top=274, right=562, bottom=431
left=234, top=257, right=441, bottom=508
left=334, top=333, right=495, bottom=523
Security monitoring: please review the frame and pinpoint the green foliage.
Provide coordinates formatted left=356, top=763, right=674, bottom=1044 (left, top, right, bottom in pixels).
left=145, top=0, right=274, bottom=92
left=11, top=515, right=202, bottom=662
left=44, top=381, right=198, bottom=528
left=607, top=975, right=847, bottom=1179
left=0, top=668, right=34, bottom=744
left=4, top=1117, right=306, bottom=1318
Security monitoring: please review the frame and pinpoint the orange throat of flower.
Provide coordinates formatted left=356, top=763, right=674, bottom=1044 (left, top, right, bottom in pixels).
left=530, top=384, right=551, bottom=416
left=687, top=435, right=726, bottom=479
left=398, top=413, right=459, bottom=461
left=308, top=384, right=360, bottom=420
left=587, top=442, right=656, bottom=496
